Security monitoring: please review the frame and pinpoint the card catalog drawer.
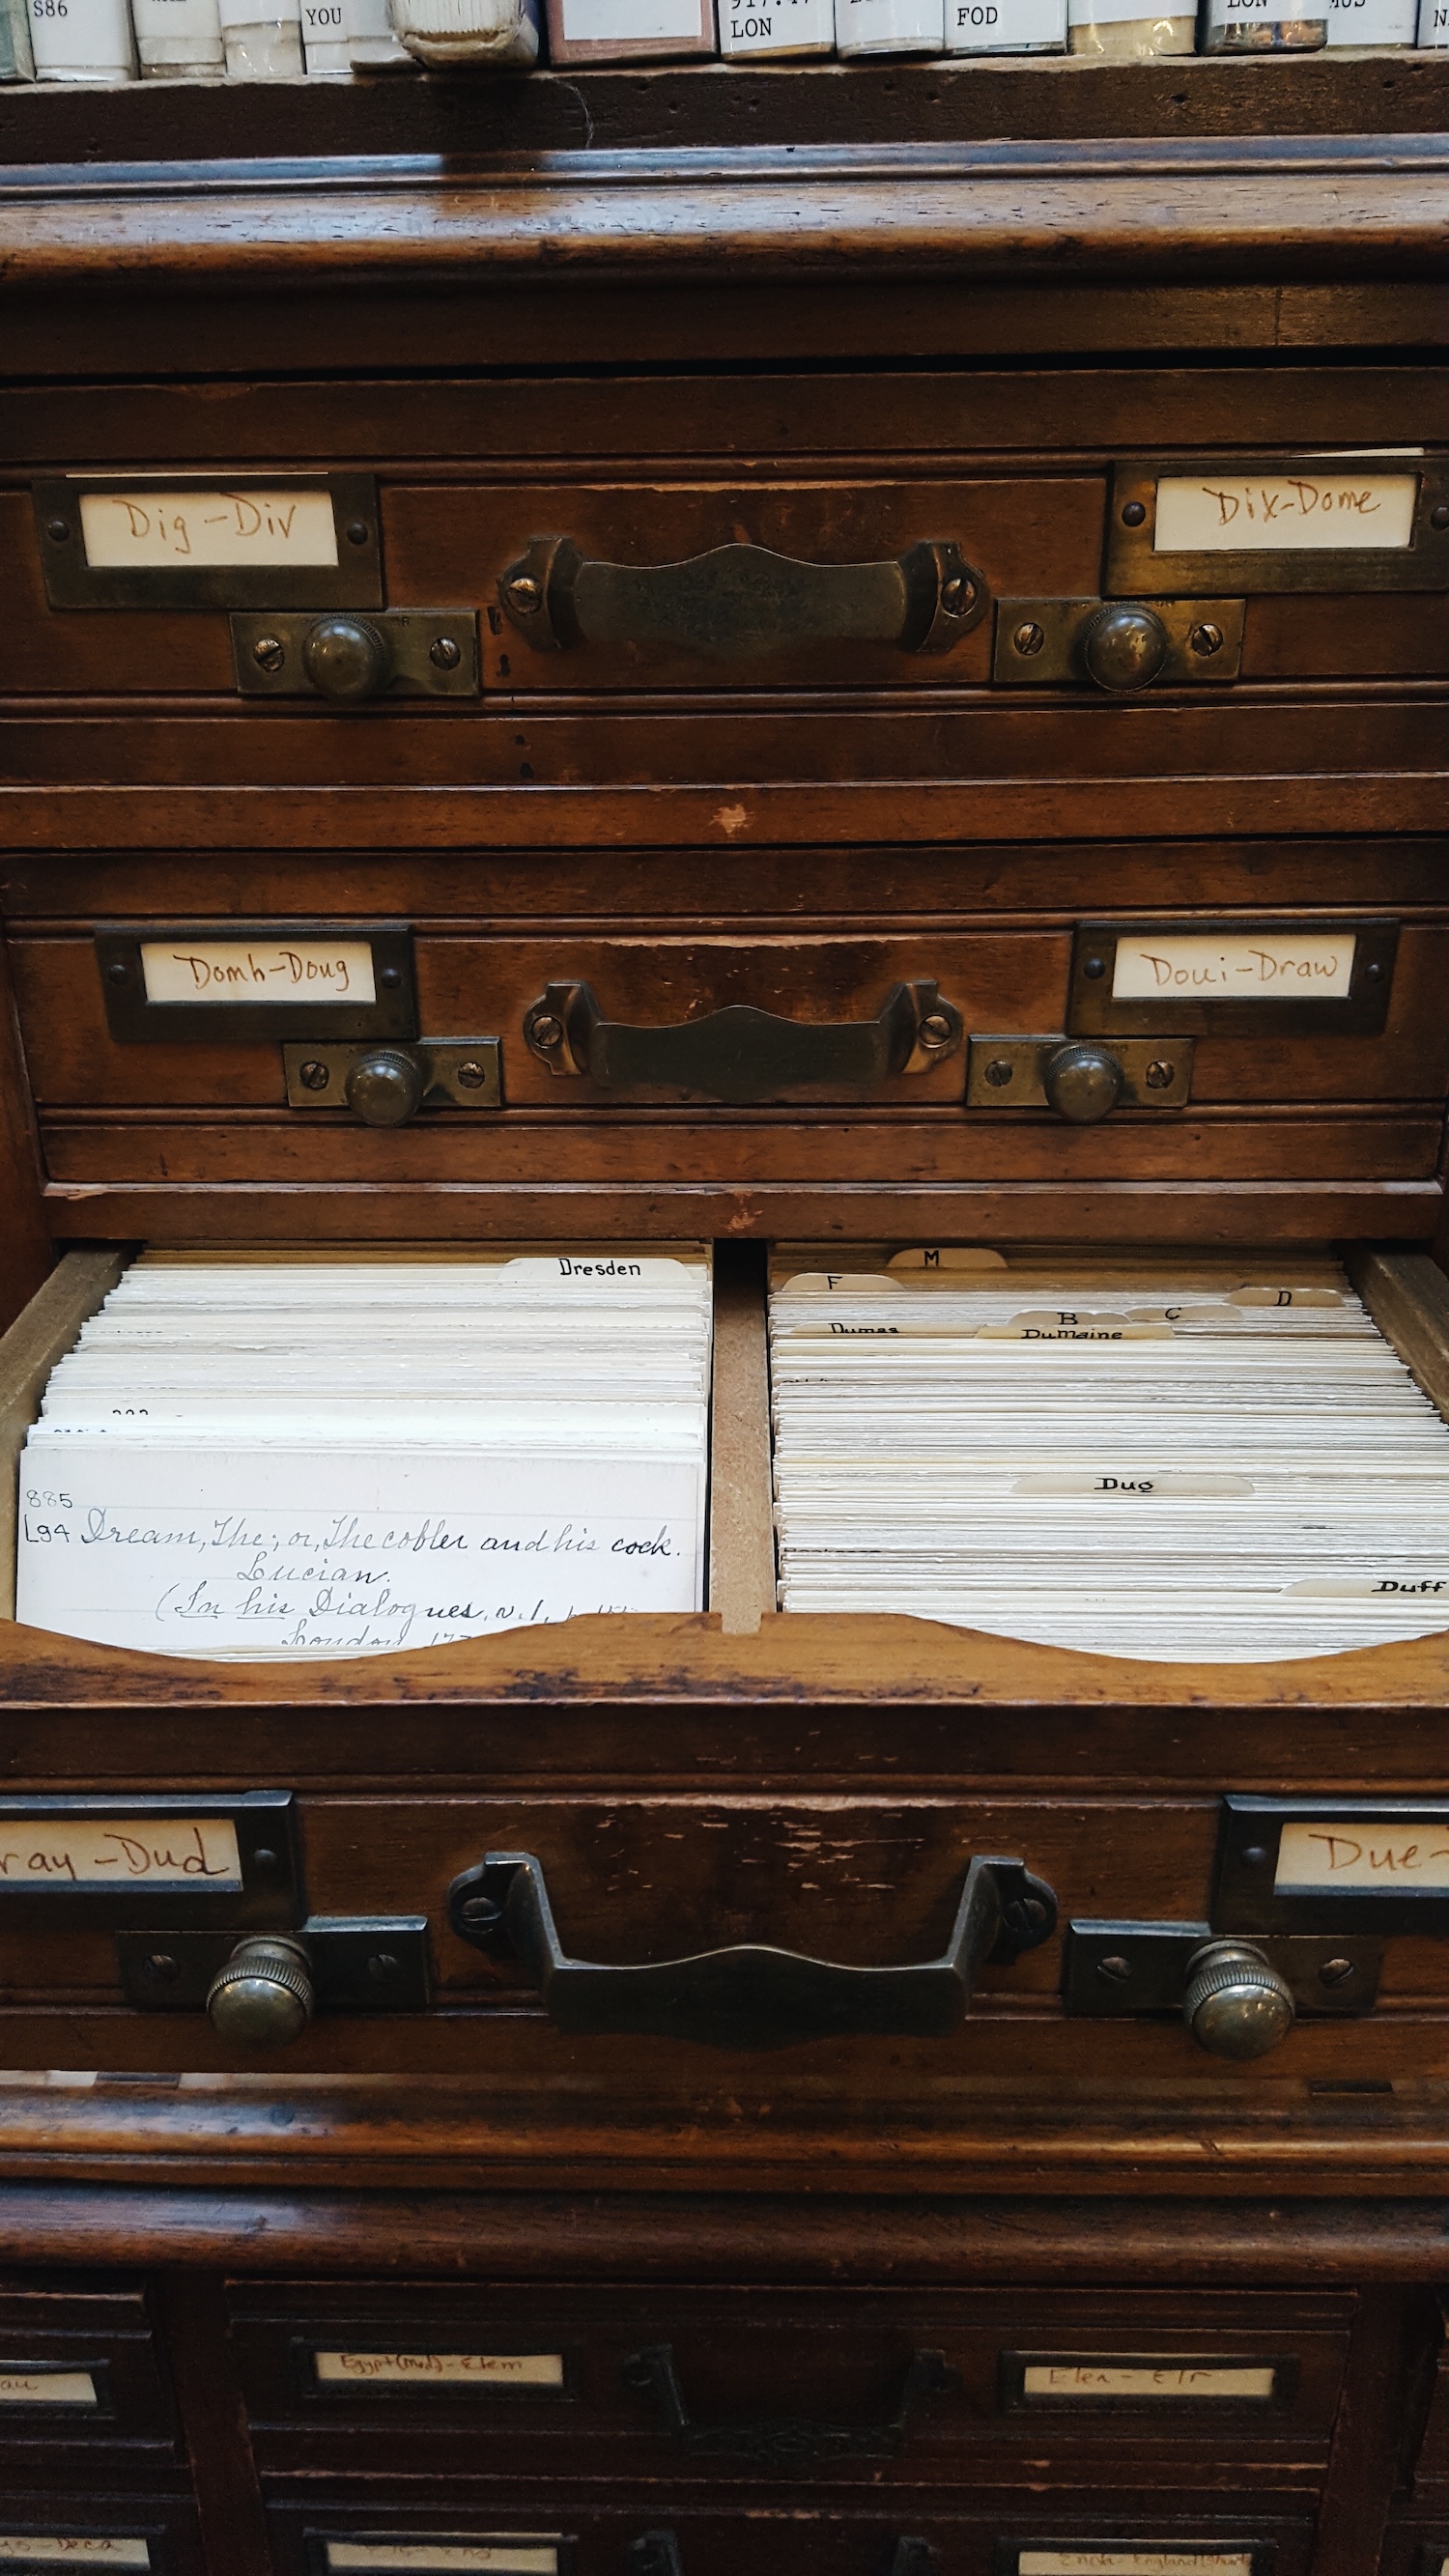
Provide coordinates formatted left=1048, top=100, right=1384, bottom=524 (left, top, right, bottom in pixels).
left=260, top=2501, right=1317, bottom=2576
left=227, top=2282, right=1349, bottom=2488
left=0, top=2498, right=204, bottom=2576
left=0, top=2277, right=176, bottom=2452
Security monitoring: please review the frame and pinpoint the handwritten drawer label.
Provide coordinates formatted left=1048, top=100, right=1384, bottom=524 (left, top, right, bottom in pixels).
left=0, top=2548, right=149, bottom=2568
left=97, top=923, right=416, bottom=1046
left=1275, top=1821, right=1449, bottom=1893
left=0, top=1817, right=241, bottom=1891
left=1020, top=2362, right=1276, bottom=2399
left=1068, top=919, right=1396, bottom=1038
left=1153, top=471, right=1417, bottom=553
left=79, top=489, right=338, bottom=571
left=1112, top=932, right=1356, bottom=1003
left=35, top=474, right=381, bottom=612
left=0, top=2369, right=99, bottom=2406
left=322, top=2547, right=559, bottom=2576
left=314, top=2351, right=564, bottom=2389
left=140, top=940, right=377, bottom=1007
left=1018, top=2559, right=1254, bottom=2576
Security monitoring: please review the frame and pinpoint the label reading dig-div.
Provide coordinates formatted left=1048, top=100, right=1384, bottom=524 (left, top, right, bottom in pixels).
left=78, top=489, right=339, bottom=571
left=314, top=2352, right=565, bottom=2389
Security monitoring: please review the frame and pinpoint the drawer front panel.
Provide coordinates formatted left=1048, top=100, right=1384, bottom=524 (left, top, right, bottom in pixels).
left=0, top=2499, right=203, bottom=2576
left=262, top=2502, right=1316, bottom=2576
left=0, top=2280, right=175, bottom=2453
left=7, top=462, right=1449, bottom=700
left=228, top=2282, right=1348, bottom=2486
left=15, top=922, right=1449, bottom=1112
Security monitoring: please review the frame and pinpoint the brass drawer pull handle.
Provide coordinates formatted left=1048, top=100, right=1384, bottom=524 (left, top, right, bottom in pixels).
left=448, top=1852, right=1057, bottom=2050
left=621, top=2344, right=959, bottom=2464
left=498, top=535, right=987, bottom=658
left=524, top=979, right=963, bottom=1104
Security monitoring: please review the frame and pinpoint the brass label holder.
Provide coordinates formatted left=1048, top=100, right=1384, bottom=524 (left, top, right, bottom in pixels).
left=34, top=474, right=383, bottom=612
left=98, top=922, right=417, bottom=1045
left=1106, top=454, right=1449, bottom=595
left=1066, top=920, right=1398, bottom=1039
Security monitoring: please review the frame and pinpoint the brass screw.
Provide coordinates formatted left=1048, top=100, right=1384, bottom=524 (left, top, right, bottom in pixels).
left=252, top=636, right=286, bottom=673
left=940, top=574, right=976, bottom=617
left=429, top=636, right=462, bottom=670
left=44, top=517, right=71, bottom=544
left=984, top=1058, right=1014, bottom=1088
left=1082, top=955, right=1107, bottom=980
left=1121, top=501, right=1148, bottom=528
left=506, top=577, right=543, bottom=614
left=456, top=1059, right=489, bottom=1090
left=919, top=1013, right=954, bottom=1050
left=345, top=520, right=371, bottom=547
left=1145, top=1059, right=1175, bottom=1090
left=106, top=962, right=129, bottom=986
left=142, top=1952, right=180, bottom=1984
left=1432, top=503, right=1449, bottom=531
left=530, top=1014, right=564, bottom=1052
left=1319, top=1957, right=1356, bottom=1989
left=298, top=1060, right=330, bottom=1091
left=1012, top=621, right=1045, bottom=657
left=1189, top=622, right=1224, bottom=658
left=1096, top=1954, right=1133, bottom=1984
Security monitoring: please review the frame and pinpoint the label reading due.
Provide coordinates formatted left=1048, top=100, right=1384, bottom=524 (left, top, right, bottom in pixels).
left=139, top=941, right=377, bottom=1006
left=1275, top=1820, right=1449, bottom=1893
left=0, top=2369, right=99, bottom=2407
left=314, top=2352, right=565, bottom=2389
left=78, top=490, right=338, bottom=572
left=0, top=1817, right=241, bottom=1891
left=1112, top=933, right=1356, bottom=1002
left=1153, top=472, right=1416, bottom=552
left=1021, top=2363, right=1276, bottom=2399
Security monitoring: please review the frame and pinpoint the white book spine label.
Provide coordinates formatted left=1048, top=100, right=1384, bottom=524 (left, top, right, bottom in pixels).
left=946, top=0, right=1063, bottom=46
left=28, top=0, right=133, bottom=73
left=217, top=0, right=300, bottom=33
left=836, top=0, right=940, bottom=41
left=1327, top=0, right=1413, bottom=34
left=560, top=0, right=699, bottom=38
left=130, top=0, right=222, bottom=40
left=719, top=0, right=831, bottom=52
left=1419, top=0, right=1449, bottom=41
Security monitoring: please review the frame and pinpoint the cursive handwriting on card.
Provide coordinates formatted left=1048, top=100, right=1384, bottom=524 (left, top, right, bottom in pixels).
left=1275, top=1820, right=1449, bottom=1893
left=1112, top=933, right=1356, bottom=1003
left=139, top=940, right=377, bottom=1006
left=78, top=489, right=338, bottom=571
left=0, top=1819, right=241, bottom=1892
left=1153, top=471, right=1416, bottom=553
left=1021, top=2362, right=1275, bottom=2400
left=314, top=2352, right=565, bottom=2389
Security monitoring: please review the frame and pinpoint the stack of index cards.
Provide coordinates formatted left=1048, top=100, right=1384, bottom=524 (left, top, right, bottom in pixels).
left=16, top=1246, right=711, bottom=1661
left=769, top=1247, right=1449, bottom=1663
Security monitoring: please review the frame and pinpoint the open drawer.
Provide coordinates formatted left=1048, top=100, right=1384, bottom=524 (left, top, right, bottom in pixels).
left=0, top=1240, right=1447, bottom=2110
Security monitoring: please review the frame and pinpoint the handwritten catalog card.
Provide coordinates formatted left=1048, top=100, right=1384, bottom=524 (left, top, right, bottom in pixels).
left=16, top=1249, right=711, bottom=1660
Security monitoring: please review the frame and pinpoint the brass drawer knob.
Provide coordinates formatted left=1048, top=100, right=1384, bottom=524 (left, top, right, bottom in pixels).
left=1082, top=602, right=1170, bottom=694
left=343, top=1045, right=428, bottom=1126
left=1184, top=1939, right=1295, bottom=2061
left=206, top=1937, right=314, bottom=2050
left=300, top=613, right=392, bottom=700
left=1043, top=1040, right=1123, bottom=1124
